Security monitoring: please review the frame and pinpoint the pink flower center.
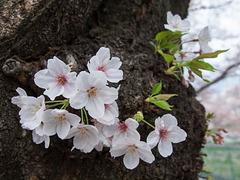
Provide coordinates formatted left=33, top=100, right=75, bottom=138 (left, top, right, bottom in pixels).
left=97, top=65, right=107, bottom=72
left=57, top=75, right=67, bottom=85
left=87, top=87, right=99, bottom=98
left=118, top=122, right=128, bottom=133
left=159, top=129, right=169, bottom=140
left=104, top=104, right=110, bottom=110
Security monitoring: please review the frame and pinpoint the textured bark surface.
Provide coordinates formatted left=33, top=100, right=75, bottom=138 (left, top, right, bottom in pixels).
left=0, top=0, right=206, bottom=179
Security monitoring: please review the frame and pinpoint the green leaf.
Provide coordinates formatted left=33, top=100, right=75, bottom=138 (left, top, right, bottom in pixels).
left=188, top=60, right=216, bottom=72
left=158, top=50, right=174, bottom=63
left=155, top=31, right=172, bottom=41
left=152, top=82, right=162, bottom=95
left=149, top=41, right=156, bottom=48
left=173, top=74, right=181, bottom=81
left=193, top=50, right=228, bottom=61
left=152, top=100, right=173, bottom=111
left=190, top=67, right=210, bottom=82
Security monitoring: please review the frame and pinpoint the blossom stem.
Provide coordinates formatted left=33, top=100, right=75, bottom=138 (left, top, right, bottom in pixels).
left=45, top=100, right=66, bottom=104
left=82, top=108, right=89, bottom=125
left=46, top=102, right=65, bottom=109
left=141, top=119, right=155, bottom=129
left=81, top=108, right=84, bottom=124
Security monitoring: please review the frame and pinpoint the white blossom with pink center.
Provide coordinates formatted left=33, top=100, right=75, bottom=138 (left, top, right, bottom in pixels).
left=42, top=109, right=81, bottom=139
left=96, top=101, right=119, bottom=125
left=146, top=114, right=187, bottom=157
left=34, top=56, right=77, bottom=100
left=66, top=124, right=99, bottom=153
left=69, top=71, right=118, bottom=119
left=103, top=118, right=140, bottom=146
left=164, top=11, right=190, bottom=32
left=87, top=47, right=123, bottom=83
left=110, top=137, right=155, bottom=170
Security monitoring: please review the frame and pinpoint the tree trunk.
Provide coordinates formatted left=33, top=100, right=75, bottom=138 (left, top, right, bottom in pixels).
left=0, top=0, right=206, bottom=179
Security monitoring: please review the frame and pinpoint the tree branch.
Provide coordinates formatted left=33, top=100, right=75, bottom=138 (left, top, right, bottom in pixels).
left=197, top=61, right=240, bottom=94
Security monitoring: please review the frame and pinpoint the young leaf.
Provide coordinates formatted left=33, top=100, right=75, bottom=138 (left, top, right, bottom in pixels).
left=190, top=67, right=210, bottom=82
left=152, top=82, right=162, bottom=95
left=149, top=41, right=156, bottom=48
left=188, top=60, right=216, bottom=72
left=192, top=50, right=228, bottom=61
left=152, top=100, right=173, bottom=111
left=173, top=74, right=181, bottom=81
left=158, top=50, right=174, bottom=63
left=152, top=94, right=178, bottom=101
left=155, top=31, right=172, bottom=41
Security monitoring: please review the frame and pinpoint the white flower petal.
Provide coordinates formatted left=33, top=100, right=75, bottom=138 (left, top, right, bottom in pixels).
left=69, top=91, right=89, bottom=109
left=47, top=56, right=69, bottom=75
left=123, top=150, right=139, bottom=170
left=96, top=47, right=110, bottom=64
left=108, top=57, right=122, bottom=69
left=16, top=87, right=27, bottom=96
left=44, top=85, right=64, bottom=100
left=88, top=71, right=107, bottom=88
left=76, top=71, right=91, bottom=90
left=168, top=126, right=187, bottom=143
left=87, top=56, right=100, bottom=72
left=57, top=122, right=70, bottom=139
left=99, top=87, right=118, bottom=104
left=73, top=133, right=88, bottom=150
left=125, top=118, right=139, bottom=129
left=65, top=113, right=81, bottom=126
left=161, top=114, right=178, bottom=127
left=44, top=136, right=50, bottom=148
left=137, top=142, right=155, bottom=164
left=34, top=69, right=55, bottom=89
left=158, top=139, right=173, bottom=157
left=85, top=97, right=105, bottom=118
left=146, top=131, right=160, bottom=149
left=126, top=129, right=141, bottom=141
left=105, top=69, right=123, bottom=83
left=110, top=146, right=127, bottom=157
left=43, top=121, right=57, bottom=136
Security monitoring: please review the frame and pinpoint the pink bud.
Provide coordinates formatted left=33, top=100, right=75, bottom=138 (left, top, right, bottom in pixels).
left=181, top=76, right=189, bottom=88
left=188, top=71, right=195, bottom=82
left=204, top=137, right=208, bottom=141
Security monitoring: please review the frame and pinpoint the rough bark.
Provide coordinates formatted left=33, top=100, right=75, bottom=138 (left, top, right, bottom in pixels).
left=0, top=0, right=206, bottom=179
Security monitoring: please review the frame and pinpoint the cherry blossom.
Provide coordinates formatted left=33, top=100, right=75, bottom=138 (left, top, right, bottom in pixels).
left=147, top=114, right=187, bottom=157
left=69, top=71, right=118, bottom=118
left=34, top=56, right=77, bottom=100
left=66, top=124, right=99, bottom=153
left=96, top=101, right=119, bottom=125
left=110, top=138, right=155, bottom=170
left=87, top=47, right=123, bottom=83
left=103, top=118, right=140, bottom=146
left=164, top=11, right=190, bottom=32
left=19, top=95, right=45, bottom=130
left=198, top=26, right=212, bottom=53
left=42, top=109, right=81, bottom=139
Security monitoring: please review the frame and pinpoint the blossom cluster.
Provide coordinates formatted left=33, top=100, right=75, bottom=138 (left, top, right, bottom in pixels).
left=12, top=47, right=187, bottom=170
left=159, top=11, right=227, bottom=87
